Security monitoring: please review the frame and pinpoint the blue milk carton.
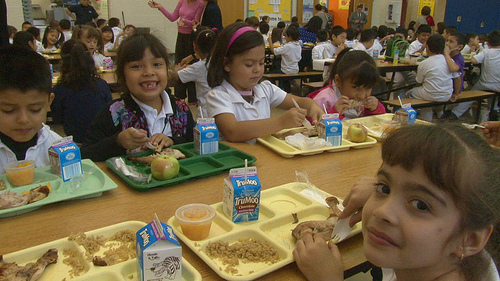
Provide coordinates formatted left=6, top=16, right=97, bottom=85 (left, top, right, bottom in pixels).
left=395, top=103, right=417, bottom=125
left=223, top=167, right=261, bottom=223
left=317, top=113, right=342, bottom=146
left=136, top=216, right=182, bottom=281
left=194, top=118, right=219, bottom=155
left=48, top=136, right=82, bottom=182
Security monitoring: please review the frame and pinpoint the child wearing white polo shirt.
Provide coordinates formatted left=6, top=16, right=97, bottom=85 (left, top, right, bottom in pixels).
left=408, top=24, right=431, bottom=55
left=312, top=29, right=332, bottom=60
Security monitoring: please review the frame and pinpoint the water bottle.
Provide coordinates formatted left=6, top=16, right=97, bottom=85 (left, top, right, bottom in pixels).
left=372, top=50, right=379, bottom=60
left=394, top=49, right=399, bottom=65
left=49, top=64, right=53, bottom=78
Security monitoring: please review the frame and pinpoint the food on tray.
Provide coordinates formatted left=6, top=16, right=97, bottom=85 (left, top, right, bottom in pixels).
left=272, top=127, right=318, bottom=139
left=0, top=179, right=6, bottom=191
left=175, top=204, right=215, bottom=240
left=346, top=123, right=368, bottom=143
left=291, top=213, right=299, bottom=224
left=348, top=99, right=364, bottom=109
left=292, top=196, right=342, bottom=240
left=4, top=160, right=35, bottom=186
left=0, top=248, right=58, bottom=281
left=0, top=184, right=51, bottom=210
left=151, top=155, right=180, bottom=181
left=205, top=238, right=281, bottom=274
left=128, top=148, right=186, bottom=166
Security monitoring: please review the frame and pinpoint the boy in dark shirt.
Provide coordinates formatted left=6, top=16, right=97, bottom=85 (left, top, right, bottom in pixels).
left=65, top=0, right=99, bottom=25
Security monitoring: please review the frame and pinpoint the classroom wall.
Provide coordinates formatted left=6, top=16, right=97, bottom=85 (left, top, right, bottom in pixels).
left=5, top=0, right=23, bottom=30
left=328, top=0, right=349, bottom=28
left=404, top=0, right=445, bottom=28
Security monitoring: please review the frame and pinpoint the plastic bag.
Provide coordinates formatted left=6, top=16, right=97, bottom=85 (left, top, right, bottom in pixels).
left=295, top=171, right=328, bottom=207
left=285, top=133, right=331, bottom=150
left=108, top=157, right=152, bottom=184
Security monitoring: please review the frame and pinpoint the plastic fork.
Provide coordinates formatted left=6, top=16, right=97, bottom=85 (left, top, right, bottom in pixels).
left=331, top=214, right=353, bottom=243
left=292, top=98, right=314, bottom=129
left=461, top=123, right=486, bottom=130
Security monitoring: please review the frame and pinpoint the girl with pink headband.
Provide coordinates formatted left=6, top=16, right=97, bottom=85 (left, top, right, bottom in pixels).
left=206, top=22, right=324, bottom=142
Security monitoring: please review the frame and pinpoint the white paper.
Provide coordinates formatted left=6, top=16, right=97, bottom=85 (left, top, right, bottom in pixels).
left=273, top=4, right=279, bottom=13
left=250, top=0, right=257, bottom=3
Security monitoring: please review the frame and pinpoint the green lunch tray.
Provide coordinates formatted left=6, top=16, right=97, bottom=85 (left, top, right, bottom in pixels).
left=105, top=142, right=257, bottom=191
left=0, top=159, right=118, bottom=218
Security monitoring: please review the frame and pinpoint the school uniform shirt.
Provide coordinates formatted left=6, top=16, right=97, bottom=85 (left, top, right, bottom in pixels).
left=273, top=41, right=301, bottom=74
left=111, top=26, right=122, bottom=43
left=62, top=30, right=72, bottom=42
left=370, top=39, right=383, bottom=54
left=451, top=53, right=465, bottom=92
left=178, top=58, right=210, bottom=117
left=92, top=52, right=110, bottom=68
left=410, top=54, right=453, bottom=101
left=408, top=39, right=424, bottom=55
left=262, top=34, right=269, bottom=45
left=473, top=48, right=500, bottom=91
left=44, top=45, right=58, bottom=52
left=35, top=40, right=44, bottom=52
left=104, top=41, right=114, bottom=52
left=345, top=40, right=356, bottom=48
left=461, top=44, right=472, bottom=55
left=312, top=41, right=334, bottom=60
left=0, top=124, right=61, bottom=174
left=131, top=90, right=173, bottom=138
left=353, top=41, right=370, bottom=55
left=206, top=80, right=287, bottom=138
left=67, top=4, right=98, bottom=25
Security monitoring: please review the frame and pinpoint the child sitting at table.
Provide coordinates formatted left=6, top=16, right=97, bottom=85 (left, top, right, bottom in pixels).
left=352, top=29, right=376, bottom=55
left=329, top=25, right=347, bottom=59
left=294, top=124, right=500, bottom=281
left=311, top=29, right=332, bottom=60
left=26, top=26, right=43, bottom=52
left=41, top=27, right=63, bottom=51
left=259, top=21, right=270, bottom=44
left=108, top=17, right=123, bottom=43
left=81, top=33, right=194, bottom=161
left=344, top=28, right=356, bottom=48
left=308, top=48, right=386, bottom=120
left=404, top=34, right=453, bottom=121
left=206, top=23, right=323, bottom=142
left=59, top=19, right=72, bottom=43
left=442, top=25, right=458, bottom=40
left=73, top=25, right=110, bottom=69
left=113, top=24, right=136, bottom=50
left=461, top=32, right=480, bottom=55
left=408, top=24, right=431, bottom=55
left=101, top=26, right=114, bottom=52
left=444, top=32, right=467, bottom=103
left=0, top=46, right=61, bottom=173
left=268, top=25, right=302, bottom=93
left=51, top=40, right=112, bottom=144
left=12, top=31, right=37, bottom=52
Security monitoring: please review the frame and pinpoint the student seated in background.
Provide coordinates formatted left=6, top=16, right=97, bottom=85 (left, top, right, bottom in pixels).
left=444, top=32, right=467, bottom=102
left=0, top=46, right=61, bottom=173
left=12, top=31, right=37, bottom=51
left=268, top=26, right=302, bottom=93
left=329, top=25, right=347, bottom=59
left=352, top=29, right=376, bottom=55
left=408, top=24, right=431, bottom=55
left=344, top=27, right=356, bottom=48
left=21, top=21, right=32, bottom=32
left=96, top=18, right=107, bottom=29
left=41, top=27, right=63, bottom=51
left=311, top=29, right=332, bottom=60
left=113, top=24, right=136, bottom=49
left=26, top=26, right=43, bottom=52
left=461, top=32, right=480, bottom=55
left=108, top=17, right=122, bottom=43
left=59, top=19, right=72, bottom=42
left=259, top=21, right=270, bottom=44
left=442, top=25, right=457, bottom=40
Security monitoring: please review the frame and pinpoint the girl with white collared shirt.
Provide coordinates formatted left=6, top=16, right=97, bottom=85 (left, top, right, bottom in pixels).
left=205, top=23, right=324, bottom=143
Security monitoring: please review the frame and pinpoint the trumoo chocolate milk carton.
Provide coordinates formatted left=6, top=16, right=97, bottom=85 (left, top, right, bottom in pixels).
left=317, top=113, right=342, bottom=146
left=48, top=136, right=82, bottom=182
left=194, top=118, right=219, bottom=155
left=136, top=216, right=182, bottom=281
left=223, top=167, right=261, bottom=223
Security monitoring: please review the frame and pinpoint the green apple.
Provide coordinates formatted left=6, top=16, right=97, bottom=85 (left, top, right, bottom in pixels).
left=150, top=155, right=180, bottom=180
left=347, top=123, right=368, bottom=143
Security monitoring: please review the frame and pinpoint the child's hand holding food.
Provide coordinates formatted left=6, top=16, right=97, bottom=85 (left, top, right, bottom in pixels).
left=363, top=96, right=379, bottom=111
left=117, top=127, right=149, bottom=150
left=280, top=107, right=307, bottom=129
left=149, top=133, right=174, bottom=149
left=334, top=96, right=351, bottom=115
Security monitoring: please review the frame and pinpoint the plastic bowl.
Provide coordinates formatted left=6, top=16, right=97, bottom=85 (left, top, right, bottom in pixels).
left=4, top=160, right=35, bottom=187
left=380, top=120, right=401, bottom=134
left=175, top=204, right=216, bottom=241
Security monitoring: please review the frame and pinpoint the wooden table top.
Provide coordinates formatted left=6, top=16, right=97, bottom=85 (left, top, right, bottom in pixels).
left=0, top=141, right=383, bottom=280
left=52, top=72, right=116, bottom=86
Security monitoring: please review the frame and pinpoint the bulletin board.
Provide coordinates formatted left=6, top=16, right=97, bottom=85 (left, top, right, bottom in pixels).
left=248, top=0, right=292, bottom=24
left=417, top=0, right=435, bottom=17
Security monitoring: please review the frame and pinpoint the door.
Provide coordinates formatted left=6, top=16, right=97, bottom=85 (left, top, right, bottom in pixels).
left=218, top=0, right=245, bottom=28
left=352, top=0, right=373, bottom=29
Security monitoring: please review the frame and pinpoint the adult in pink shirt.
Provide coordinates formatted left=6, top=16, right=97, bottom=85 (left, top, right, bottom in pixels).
left=149, top=0, right=205, bottom=104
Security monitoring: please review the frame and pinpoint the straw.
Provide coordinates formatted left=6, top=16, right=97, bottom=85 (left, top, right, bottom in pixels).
left=323, top=104, right=328, bottom=114
left=292, top=98, right=300, bottom=109
left=197, top=106, right=204, bottom=119
left=244, top=159, right=248, bottom=182
left=398, top=96, right=404, bottom=108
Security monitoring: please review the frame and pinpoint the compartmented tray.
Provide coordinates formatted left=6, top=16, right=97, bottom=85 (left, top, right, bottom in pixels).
left=257, top=128, right=377, bottom=158
left=342, top=113, right=432, bottom=141
left=0, top=159, right=117, bottom=218
left=167, top=182, right=362, bottom=281
left=105, top=142, right=257, bottom=191
left=1, top=221, right=202, bottom=281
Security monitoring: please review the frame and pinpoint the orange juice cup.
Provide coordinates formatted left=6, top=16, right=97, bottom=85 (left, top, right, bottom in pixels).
left=175, top=204, right=216, bottom=241
left=4, top=160, right=35, bottom=187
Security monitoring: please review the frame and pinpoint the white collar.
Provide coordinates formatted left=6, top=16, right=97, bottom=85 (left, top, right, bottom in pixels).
left=131, top=90, right=173, bottom=118
left=221, top=80, right=264, bottom=105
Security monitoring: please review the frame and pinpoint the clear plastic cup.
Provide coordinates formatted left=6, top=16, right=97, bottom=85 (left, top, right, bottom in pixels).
left=4, top=160, right=35, bottom=187
left=175, top=204, right=216, bottom=241
left=380, top=120, right=401, bottom=135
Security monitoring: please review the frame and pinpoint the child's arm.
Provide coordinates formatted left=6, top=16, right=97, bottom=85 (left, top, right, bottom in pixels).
left=363, top=96, right=386, bottom=115
left=267, top=36, right=275, bottom=53
left=280, top=94, right=324, bottom=124
left=443, top=45, right=459, bottom=72
left=338, top=176, right=377, bottom=227
left=480, top=121, right=500, bottom=147
left=450, top=76, right=462, bottom=102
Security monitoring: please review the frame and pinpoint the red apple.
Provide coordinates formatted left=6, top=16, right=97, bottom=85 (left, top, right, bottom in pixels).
left=347, top=123, right=368, bottom=143
left=150, top=155, right=180, bottom=180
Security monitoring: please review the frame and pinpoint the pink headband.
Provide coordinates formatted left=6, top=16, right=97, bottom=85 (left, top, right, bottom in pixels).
left=225, top=26, right=255, bottom=56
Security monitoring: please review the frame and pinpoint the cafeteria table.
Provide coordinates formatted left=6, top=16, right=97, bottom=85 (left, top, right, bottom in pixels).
left=0, top=141, right=383, bottom=280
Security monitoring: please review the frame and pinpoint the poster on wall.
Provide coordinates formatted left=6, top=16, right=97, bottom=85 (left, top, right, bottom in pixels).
left=303, top=0, right=314, bottom=23
left=339, top=0, right=349, bottom=10
left=418, top=0, right=435, bottom=17
left=319, top=0, right=328, bottom=8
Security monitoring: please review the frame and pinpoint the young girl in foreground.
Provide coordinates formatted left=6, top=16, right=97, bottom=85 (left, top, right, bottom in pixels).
left=308, top=48, right=386, bottom=120
left=294, top=124, right=500, bottom=281
left=81, top=33, right=194, bottom=161
left=206, top=23, right=324, bottom=142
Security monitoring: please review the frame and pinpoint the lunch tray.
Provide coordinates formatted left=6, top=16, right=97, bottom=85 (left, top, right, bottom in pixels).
left=167, top=182, right=362, bottom=281
left=105, top=142, right=257, bottom=191
left=342, top=113, right=432, bottom=141
left=257, top=128, right=377, bottom=158
left=1, top=221, right=202, bottom=281
left=0, top=159, right=117, bottom=218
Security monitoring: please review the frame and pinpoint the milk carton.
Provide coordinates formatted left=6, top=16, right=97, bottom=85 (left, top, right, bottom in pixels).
left=317, top=113, right=342, bottom=146
left=48, top=136, right=82, bottom=182
left=395, top=103, right=417, bottom=125
left=223, top=167, right=261, bottom=223
left=136, top=216, right=182, bottom=281
left=194, top=118, right=219, bottom=155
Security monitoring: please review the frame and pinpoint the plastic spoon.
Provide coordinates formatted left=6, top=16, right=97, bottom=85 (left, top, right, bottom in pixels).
left=292, top=98, right=314, bottom=129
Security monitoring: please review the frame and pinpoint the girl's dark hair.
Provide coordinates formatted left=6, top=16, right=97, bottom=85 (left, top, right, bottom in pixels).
left=195, top=29, right=217, bottom=55
left=26, top=26, right=40, bottom=39
left=57, top=39, right=98, bottom=91
left=271, top=27, right=283, bottom=44
left=12, top=31, right=35, bottom=50
left=325, top=48, right=379, bottom=89
left=72, top=25, right=104, bottom=53
left=42, top=27, right=63, bottom=49
left=437, top=22, right=446, bottom=34
left=306, top=16, right=322, bottom=34
left=345, top=28, right=355, bottom=40
left=115, top=33, right=171, bottom=94
left=207, top=22, right=264, bottom=88
left=382, top=124, right=500, bottom=281
left=101, top=26, right=114, bottom=43
left=408, top=20, right=416, bottom=31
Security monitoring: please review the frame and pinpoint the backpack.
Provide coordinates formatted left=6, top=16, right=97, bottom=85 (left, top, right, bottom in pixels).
left=385, top=35, right=410, bottom=61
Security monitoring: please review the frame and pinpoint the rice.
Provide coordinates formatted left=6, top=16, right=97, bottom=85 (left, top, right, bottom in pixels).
left=62, top=248, right=85, bottom=278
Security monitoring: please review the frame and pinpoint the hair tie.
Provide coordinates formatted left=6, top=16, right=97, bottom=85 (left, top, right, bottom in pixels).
left=225, top=26, right=255, bottom=56
left=212, top=27, right=218, bottom=32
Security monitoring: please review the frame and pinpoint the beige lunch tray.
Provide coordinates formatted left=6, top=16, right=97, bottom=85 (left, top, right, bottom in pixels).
left=2, top=221, right=202, bottom=281
left=167, top=182, right=362, bottom=281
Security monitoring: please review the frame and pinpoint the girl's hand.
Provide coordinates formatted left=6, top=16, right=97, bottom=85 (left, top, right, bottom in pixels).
left=363, top=96, right=378, bottom=111
left=177, top=18, right=186, bottom=27
left=280, top=107, right=307, bottom=129
left=306, top=103, right=324, bottom=125
left=480, top=121, right=500, bottom=147
left=192, top=19, right=200, bottom=30
left=117, top=128, right=149, bottom=150
left=148, top=1, right=162, bottom=9
left=179, top=55, right=194, bottom=67
left=149, top=133, right=174, bottom=149
left=338, top=176, right=376, bottom=227
left=293, top=233, right=344, bottom=281
left=334, top=96, right=351, bottom=115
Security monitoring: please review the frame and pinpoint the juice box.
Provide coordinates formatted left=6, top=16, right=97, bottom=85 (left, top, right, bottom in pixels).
left=194, top=118, right=219, bottom=155
left=317, top=113, right=342, bottom=146
left=395, top=103, right=417, bottom=125
left=136, top=216, right=182, bottom=281
left=223, top=167, right=261, bottom=223
left=48, top=136, right=82, bottom=182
